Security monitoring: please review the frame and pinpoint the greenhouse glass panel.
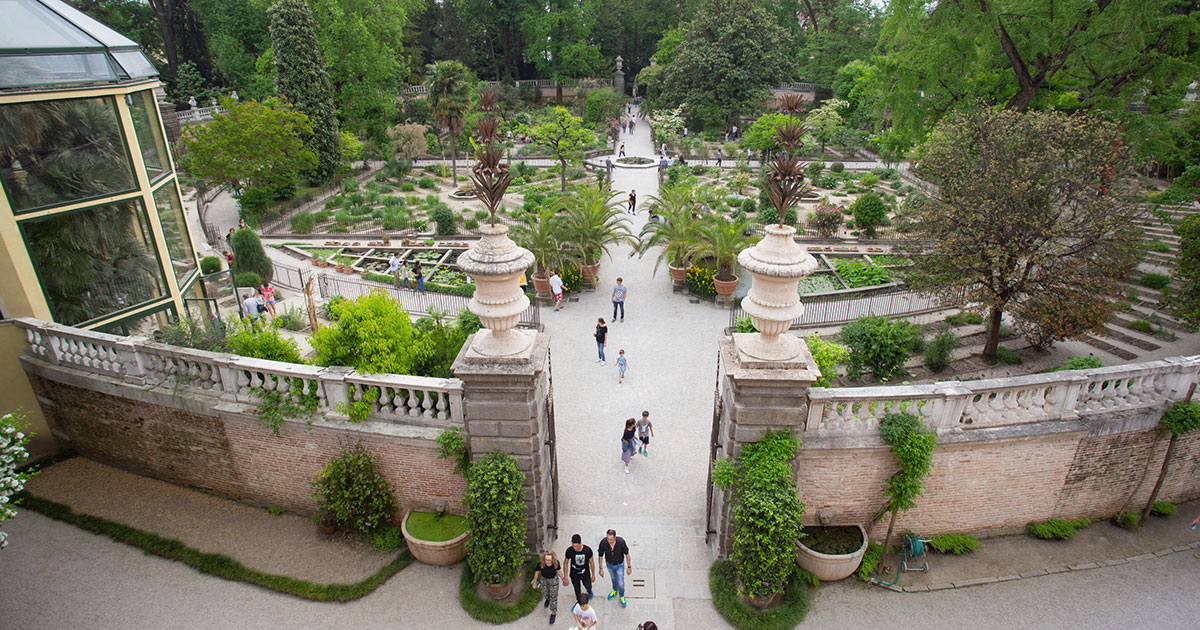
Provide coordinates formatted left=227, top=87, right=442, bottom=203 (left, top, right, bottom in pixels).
left=153, top=183, right=196, bottom=283
left=21, top=199, right=166, bottom=326
left=129, top=89, right=169, bottom=181
left=0, top=96, right=135, bottom=211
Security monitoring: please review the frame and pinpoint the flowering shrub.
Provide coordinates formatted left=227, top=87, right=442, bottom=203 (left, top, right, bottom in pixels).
left=1, top=412, right=34, bottom=550
left=807, top=200, right=845, bottom=238
left=687, top=265, right=718, bottom=299
left=558, top=264, right=583, bottom=293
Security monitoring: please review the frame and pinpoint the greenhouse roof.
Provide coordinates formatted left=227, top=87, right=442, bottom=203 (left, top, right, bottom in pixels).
left=0, top=0, right=157, bottom=91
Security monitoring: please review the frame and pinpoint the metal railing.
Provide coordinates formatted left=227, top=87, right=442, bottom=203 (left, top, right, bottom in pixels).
left=258, top=163, right=381, bottom=235
left=730, top=288, right=954, bottom=329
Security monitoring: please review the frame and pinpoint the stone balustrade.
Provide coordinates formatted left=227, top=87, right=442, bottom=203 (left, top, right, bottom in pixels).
left=15, top=318, right=463, bottom=427
left=807, top=356, right=1200, bottom=438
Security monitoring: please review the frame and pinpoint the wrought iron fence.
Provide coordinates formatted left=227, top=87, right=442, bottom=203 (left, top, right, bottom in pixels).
left=729, top=288, right=954, bottom=329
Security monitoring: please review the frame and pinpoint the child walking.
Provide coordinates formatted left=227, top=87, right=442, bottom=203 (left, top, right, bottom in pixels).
left=621, top=418, right=637, bottom=474
left=636, top=410, right=654, bottom=456
left=616, top=350, right=627, bottom=383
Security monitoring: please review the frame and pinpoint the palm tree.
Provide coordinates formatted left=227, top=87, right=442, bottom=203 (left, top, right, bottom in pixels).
left=556, top=184, right=634, bottom=281
left=637, top=183, right=702, bottom=279
left=425, top=60, right=475, bottom=185
left=691, top=215, right=759, bottom=295
left=509, top=205, right=563, bottom=293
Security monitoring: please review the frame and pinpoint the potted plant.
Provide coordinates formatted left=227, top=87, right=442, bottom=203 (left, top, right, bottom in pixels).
left=402, top=508, right=470, bottom=565
left=557, top=183, right=634, bottom=283
left=795, top=524, right=868, bottom=581
left=465, top=451, right=527, bottom=600
left=690, top=215, right=758, bottom=296
left=637, top=182, right=701, bottom=284
left=509, top=205, right=562, bottom=296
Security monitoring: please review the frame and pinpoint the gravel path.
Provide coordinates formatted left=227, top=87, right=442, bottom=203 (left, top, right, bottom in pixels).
left=24, top=457, right=398, bottom=583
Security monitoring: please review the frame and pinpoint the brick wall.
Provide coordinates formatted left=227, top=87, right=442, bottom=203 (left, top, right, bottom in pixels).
left=797, top=425, right=1200, bottom=538
left=30, top=375, right=466, bottom=519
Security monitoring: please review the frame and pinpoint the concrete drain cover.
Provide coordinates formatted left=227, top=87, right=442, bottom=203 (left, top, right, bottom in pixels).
left=568, top=297, right=580, bottom=302
left=625, top=570, right=656, bottom=599
left=689, top=299, right=700, bottom=304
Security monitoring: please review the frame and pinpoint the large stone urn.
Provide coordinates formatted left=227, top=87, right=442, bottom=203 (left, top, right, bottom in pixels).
left=401, top=509, right=469, bottom=566
left=735, top=224, right=819, bottom=361
left=795, top=525, right=868, bottom=582
left=457, top=224, right=537, bottom=357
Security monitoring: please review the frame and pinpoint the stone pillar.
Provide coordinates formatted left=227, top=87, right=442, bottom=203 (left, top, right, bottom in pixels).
left=614, top=55, right=626, bottom=97
left=712, top=222, right=821, bottom=555
left=452, top=333, right=553, bottom=550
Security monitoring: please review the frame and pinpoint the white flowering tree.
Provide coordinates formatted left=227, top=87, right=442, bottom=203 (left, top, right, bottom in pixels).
left=1, top=412, right=34, bottom=549
left=651, top=107, right=686, bottom=146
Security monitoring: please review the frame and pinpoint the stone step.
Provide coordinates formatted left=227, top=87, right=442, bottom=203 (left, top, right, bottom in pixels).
left=1098, top=323, right=1161, bottom=352
left=1081, top=335, right=1139, bottom=361
left=1125, top=304, right=1192, bottom=333
left=1112, top=310, right=1190, bottom=335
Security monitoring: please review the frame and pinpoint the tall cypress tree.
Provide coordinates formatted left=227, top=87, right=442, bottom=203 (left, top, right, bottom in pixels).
left=268, top=0, right=340, bottom=184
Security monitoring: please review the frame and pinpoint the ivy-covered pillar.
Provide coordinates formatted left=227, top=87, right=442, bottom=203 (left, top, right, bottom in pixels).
left=452, top=333, right=554, bottom=551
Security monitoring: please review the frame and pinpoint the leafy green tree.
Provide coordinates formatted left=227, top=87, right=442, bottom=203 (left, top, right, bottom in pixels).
left=520, top=0, right=605, bottom=103
left=876, top=413, right=936, bottom=576
left=465, top=451, right=527, bottom=586
left=180, top=98, right=316, bottom=217
left=875, top=0, right=1200, bottom=157
left=230, top=229, right=274, bottom=284
left=741, top=112, right=792, bottom=154
left=901, top=107, right=1145, bottom=360
left=309, top=0, right=415, bottom=140
left=793, top=0, right=883, bottom=86
left=1171, top=212, right=1200, bottom=329
left=269, top=0, right=341, bottom=184
left=1141, top=402, right=1200, bottom=525
left=190, top=0, right=274, bottom=99
left=850, top=192, right=887, bottom=238
left=805, top=98, right=847, bottom=155
left=661, top=0, right=796, bottom=127
left=425, top=60, right=476, bottom=184
left=522, top=107, right=593, bottom=192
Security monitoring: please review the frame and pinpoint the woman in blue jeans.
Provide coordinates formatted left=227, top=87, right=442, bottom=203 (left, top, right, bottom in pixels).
left=594, top=318, right=608, bottom=365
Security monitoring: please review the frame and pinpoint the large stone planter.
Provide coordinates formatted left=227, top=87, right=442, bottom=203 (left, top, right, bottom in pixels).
left=532, top=272, right=551, bottom=296
left=668, top=264, right=688, bottom=284
left=795, top=525, right=868, bottom=582
left=401, top=509, right=469, bottom=566
left=580, top=261, right=601, bottom=282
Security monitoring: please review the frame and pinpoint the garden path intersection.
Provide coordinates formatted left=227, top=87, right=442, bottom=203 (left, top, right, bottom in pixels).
left=2, top=111, right=1200, bottom=629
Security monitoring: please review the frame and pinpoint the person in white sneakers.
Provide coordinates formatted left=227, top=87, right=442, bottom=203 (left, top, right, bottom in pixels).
left=549, top=270, right=565, bottom=311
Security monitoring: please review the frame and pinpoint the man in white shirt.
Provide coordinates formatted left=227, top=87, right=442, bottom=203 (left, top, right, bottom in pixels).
left=387, top=253, right=400, bottom=288
left=549, top=270, right=565, bottom=312
left=241, top=292, right=262, bottom=330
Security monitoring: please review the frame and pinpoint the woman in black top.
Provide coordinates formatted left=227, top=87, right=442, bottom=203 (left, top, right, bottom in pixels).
left=595, top=318, right=608, bottom=364
left=412, top=260, right=424, bottom=293
left=621, top=417, right=637, bottom=474
left=535, top=549, right=567, bottom=624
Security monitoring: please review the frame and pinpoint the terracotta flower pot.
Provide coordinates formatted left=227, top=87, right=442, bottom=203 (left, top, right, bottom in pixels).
left=580, top=261, right=601, bottom=281
left=532, top=272, right=551, bottom=296
left=485, top=580, right=513, bottom=600
left=668, top=264, right=689, bottom=284
left=713, top=274, right=739, bottom=296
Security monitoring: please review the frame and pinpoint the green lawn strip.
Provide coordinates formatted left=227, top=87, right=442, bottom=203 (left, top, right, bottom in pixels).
left=405, top=511, right=467, bottom=542
left=709, top=560, right=809, bottom=630
left=459, top=558, right=541, bottom=623
left=16, top=492, right=412, bottom=602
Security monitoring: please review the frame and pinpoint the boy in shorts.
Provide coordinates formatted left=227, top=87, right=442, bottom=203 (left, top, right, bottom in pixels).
left=636, top=410, right=654, bottom=456
left=616, top=350, right=627, bottom=383
left=549, top=270, right=564, bottom=311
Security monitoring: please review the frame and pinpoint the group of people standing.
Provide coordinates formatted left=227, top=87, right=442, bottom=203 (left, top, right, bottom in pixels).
left=386, top=252, right=425, bottom=293
left=533, top=530, right=656, bottom=629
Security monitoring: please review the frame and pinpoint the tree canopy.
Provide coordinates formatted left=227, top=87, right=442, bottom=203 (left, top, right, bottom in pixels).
left=661, top=0, right=796, bottom=127
left=269, top=0, right=341, bottom=184
left=900, top=107, right=1145, bottom=359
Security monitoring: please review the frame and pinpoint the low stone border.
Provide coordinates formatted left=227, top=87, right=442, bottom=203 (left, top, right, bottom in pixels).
left=875, top=541, right=1200, bottom=593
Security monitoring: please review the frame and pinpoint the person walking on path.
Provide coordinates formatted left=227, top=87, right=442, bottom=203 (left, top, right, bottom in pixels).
left=550, top=270, right=565, bottom=311
left=597, top=529, right=632, bottom=607
left=565, top=534, right=596, bottom=601
left=619, top=142, right=626, bottom=157
left=571, top=593, right=599, bottom=629
left=616, top=350, right=628, bottom=384
left=535, top=549, right=567, bottom=625
left=636, top=410, right=654, bottom=456
left=388, top=253, right=400, bottom=288
left=627, top=190, right=636, bottom=215
left=731, top=124, right=738, bottom=140
left=413, top=260, right=425, bottom=293
left=605, top=157, right=614, bottom=183
left=660, top=142, right=667, bottom=157
left=261, top=282, right=277, bottom=316
left=715, top=149, right=723, bottom=167
left=595, top=318, right=608, bottom=365
left=400, top=260, right=411, bottom=289
left=611, top=277, right=627, bottom=321
left=620, top=418, right=636, bottom=472
left=638, top=623, right=658, bottom=630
